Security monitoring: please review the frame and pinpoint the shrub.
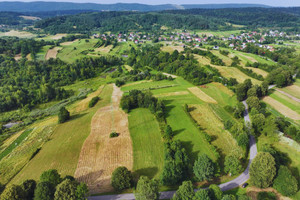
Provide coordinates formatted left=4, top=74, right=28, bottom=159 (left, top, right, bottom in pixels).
left=110, top=132, right=119, bottom=138
left=34, top=182, right=55, bottom=200
left=40, top=169, right=62, bottom=187
left=257, top=192, right=276, bottom=200
left=172, top=181, right=194, bottom=200
left=273, top=166, right=298, bottom=196
left=224, top=154, right=242, bottom=175
left=88, top=96, right=100, bottom=108
left=208, top=184, right=223, bottom=200
left=135, top=176, right=159, bottom=200
left=111, top=167, right=133, bottom=191
left=58, top=107, right=70, bottom=123
left=54, top=179, right=78, bottom=200
left=21, top=179, right=36, bottom=200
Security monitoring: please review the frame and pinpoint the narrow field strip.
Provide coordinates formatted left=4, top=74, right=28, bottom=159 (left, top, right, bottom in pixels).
left=75, top=85, right=105, bottom=112
left=276, top=86, right=300, bottom=102
left=154, top=91, right=189, bottom=97
left=263, top=96, right=300, bottom=120
left=74, top=84, right=133, bottom=194
left=188, top=87, right=217, bottom=104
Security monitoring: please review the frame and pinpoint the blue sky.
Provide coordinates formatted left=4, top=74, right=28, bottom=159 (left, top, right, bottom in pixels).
left=3, top=0, right=300, bottom=7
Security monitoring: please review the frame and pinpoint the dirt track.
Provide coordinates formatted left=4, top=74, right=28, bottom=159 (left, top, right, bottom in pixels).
left=74, top=84, right=133, bottom=193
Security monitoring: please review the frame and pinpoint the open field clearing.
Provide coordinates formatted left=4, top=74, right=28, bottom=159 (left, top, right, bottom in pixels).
left=279, top=84, right=300, bottom=100
left=0, top=30, right=35, bottom=38
left=122, top=80, right=152, bottom=87
left=162, top=72, right=177, bottom=78
left=196, top=30, right=242, bottom=37
left=189, top=104, right=243, bottom=161
left=128, top=108, right=164, bottom=179
left=121, top=79, right=178, bottom=92
left=45, top=47, right=62, bottom=60
left=199, top=82, right=237, bottom=106
left=246, top=187, right=291, bottom=200
left=269, top=91, right=300, bottom=114
left=36, top=45, right=51, bottom=60
left=161, top=45, right=184, bottom=53
left=0, top=131, right=23, bottom=152
left=188, top=87, right=217, bottom=104
left=57, top=39, right=99, bottom=63
left=51, top=34, right=68, bottom=40
left=75, top=85, right=105, bottom=112
left=246, top=67, right=269, bottom=77
left=213, top=65, right=262, bottom=85
left=154, top=91, right=189, bottom=97
left=75, top=84, right=133, bottom=194
left=263, top=96, right=300, bottom=120
left=14, top=54, right=22, bottom=61
left=60, top=39, right=79, bottom=46
left=94, top=45, right=113, bottom=53
left=124, top=65, right=133, bottom=71
left=9, top=85, right=113, bottom=185
left=211, top=50, right=232, bottom=66
left=20, top=15, right=41, bottom=20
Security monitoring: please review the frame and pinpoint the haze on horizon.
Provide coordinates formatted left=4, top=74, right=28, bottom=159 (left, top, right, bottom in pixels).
left=1, top=0, right=300, bottom=7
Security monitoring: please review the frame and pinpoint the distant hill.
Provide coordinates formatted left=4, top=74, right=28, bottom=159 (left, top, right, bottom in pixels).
left=0, top=2, right=270, bottom=12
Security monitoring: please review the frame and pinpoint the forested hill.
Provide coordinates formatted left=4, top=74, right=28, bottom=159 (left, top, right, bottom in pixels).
left=34, top=7, right=300, bottom=34
left=0, top=2, right=270, bottom=12
left=34, top=12, right=227, bottom=34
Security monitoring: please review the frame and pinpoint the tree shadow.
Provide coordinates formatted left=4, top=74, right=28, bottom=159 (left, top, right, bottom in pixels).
left=173, top=128, right=185, bottom=137
left=163, top=99, right=175, bottom=118
left=70, top=112, right=88, bottom=120
left=181, top=141, right=199, bottom=164
left=133, top=167, right=159, bottom=181
left=188, top=106, right=197, bottom=112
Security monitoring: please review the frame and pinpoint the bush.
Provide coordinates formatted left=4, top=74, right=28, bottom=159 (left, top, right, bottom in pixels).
left=40, top=169, right=62, bottom=187
left=88, top=96, right=100, bottom=108
left=54, top=179, right=78, bottom=200
left=111, top=167, right=133, bottom=191
left=135, top=176, right=159, bottom=200
left=58, top=107, right=70, bottom=123
left=172, top=181, right=194, bottom=200
left=34, top=182, right=55, bottom=200
left=273, top=166, right=298, bottom=196
left=110, top=132, right=119, bottom=138
left=257, top=192, right=276, bottom=200
left=21, top=179, right=36, bottom=200
left=224, top=154, right=242, bottom=176
left=208, top=184, right=223, bottom=200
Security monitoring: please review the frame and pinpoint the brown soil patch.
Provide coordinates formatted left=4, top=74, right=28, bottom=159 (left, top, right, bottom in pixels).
left=263, top=96, right=300, bottom=120
left=75, top=85, right=105, bottom=112
left=154, top=91, right=189, bottom=97
left=74, top=84, right=133, bottom=193
left=188, top=87, right=217, bottom=104
left=45, top=47, right=62, bottom=60
left=246, top=186, right=291, bottom=200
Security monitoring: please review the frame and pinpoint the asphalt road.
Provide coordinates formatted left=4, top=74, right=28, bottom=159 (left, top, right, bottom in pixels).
left=89, top=101, right=257, bottom=200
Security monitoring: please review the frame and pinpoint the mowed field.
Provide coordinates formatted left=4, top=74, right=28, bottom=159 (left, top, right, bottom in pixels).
left=75, top=84, right=133, bottom=194
left=45, top=47, right=62, bottom=60
left=262, top=96, right=300, bottom=120
left=279, top=84, right=300, bottom=100
left=128, top=108, right=164, bottom=179
left=8, top=84, right=113, bottom=185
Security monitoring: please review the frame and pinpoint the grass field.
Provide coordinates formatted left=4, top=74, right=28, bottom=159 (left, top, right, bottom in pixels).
left=161, top=45, right=184, bottom=53
left=121, top=79, right=178, bottom=92
left=0, top=30, right=35, bottom=38
left=269, top=91, right=300, bottom=114
left=45, top=46, right=62, bottom=60
left=57, top=39, right=99, bottom=63
left=36, top=45, right=52, bottom=60
left=279, top=84, right=300, bottom=100
left=263, top=96, right=300, bottom=120
left=9, top=84, right=113, bottom=185
left=128, top=108, right=164, bottom=179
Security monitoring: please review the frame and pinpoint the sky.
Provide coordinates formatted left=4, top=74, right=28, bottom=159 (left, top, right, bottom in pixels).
left=2, top=0, right=300, bottom=7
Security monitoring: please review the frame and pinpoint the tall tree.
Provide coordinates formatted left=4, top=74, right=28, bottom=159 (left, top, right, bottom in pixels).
left=135, top=176, right=159, bottom=200
left=193, top=154, right=215, bottom=181
left=172, top=181, right=194, bottom=200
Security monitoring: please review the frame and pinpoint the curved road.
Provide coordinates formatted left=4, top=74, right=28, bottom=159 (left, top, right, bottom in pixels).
left=89, top=101, right=257, bottom=200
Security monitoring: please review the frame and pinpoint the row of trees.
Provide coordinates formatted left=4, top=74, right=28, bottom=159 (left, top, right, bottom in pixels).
left=0, top=169, right=88, bottom=200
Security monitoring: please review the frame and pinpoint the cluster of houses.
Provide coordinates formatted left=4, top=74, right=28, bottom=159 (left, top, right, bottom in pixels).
left=92, top=29, right=300, bottom=52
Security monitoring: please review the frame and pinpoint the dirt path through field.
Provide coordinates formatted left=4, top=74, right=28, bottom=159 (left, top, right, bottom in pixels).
left=276, top=88, right=300, bottom=103
left=74, top=84, right=133, bottom=194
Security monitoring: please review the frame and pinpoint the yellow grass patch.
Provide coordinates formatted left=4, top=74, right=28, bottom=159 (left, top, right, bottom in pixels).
left=246, top=67, right=268, bottom=77
left=20, top=16, right=41, bottom=20
left=74, top=84, right=133, bottom=193
left=95, top=45, right=113, bottom=53
left=211, top=82, right=235, bottom=96
left=194, top=54, right=211, bottom=65
left=281, top=85, right=300, bottom=99
left=0, top=30, right=34, bottom=38
left=240, top=54, right=258, bottom=63
left=51, top=34, right=68, bottom=40
left=161, top=45, right=184, bottom=53
left=162, top=72, right=177, bottom=78
left=154, top=91, right=189, bottom=97
left=0, top=131, right=23, bottom=152
left=122, top=80, right=152, bottom=87
left=188, top=87, right=217, bottom=104
left=75, top=85, right=105, bottom=112
left=60, top=39, right=78, bottom=46
left=263, top=96, right=300, bottom=120
left=124, top=65, right=133, bottom=72
left=189, top=104, right=242, bottom=156
left=45, top=47, right=62, bottom=60
left=14, top=54, right=22, bottom=61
